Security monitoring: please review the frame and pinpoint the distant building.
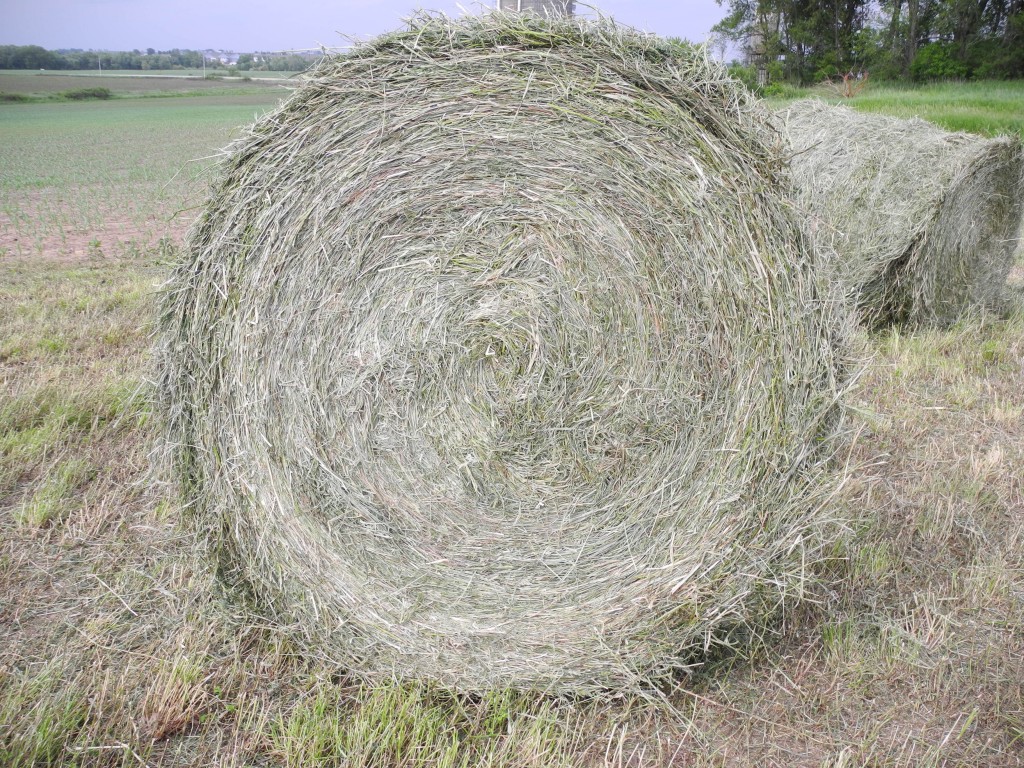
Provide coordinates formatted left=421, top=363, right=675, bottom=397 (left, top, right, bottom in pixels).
left=202, top=51, right=240, bottom=65
left=497, top=0, right=575, bottom=16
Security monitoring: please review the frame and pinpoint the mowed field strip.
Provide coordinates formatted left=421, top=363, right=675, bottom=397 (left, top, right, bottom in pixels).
left=0, top=71, right=294, bottom=97
left=1, top=73, right=1023, bottom=766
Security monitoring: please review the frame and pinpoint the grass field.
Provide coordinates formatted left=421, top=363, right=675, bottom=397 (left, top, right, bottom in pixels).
left=771, top=79, right=1024, bottom=136
left=1, top=76, right=1024, bottom=766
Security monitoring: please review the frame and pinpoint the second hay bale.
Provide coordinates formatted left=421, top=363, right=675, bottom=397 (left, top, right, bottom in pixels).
left=780, top=98, right=1024, bottom=327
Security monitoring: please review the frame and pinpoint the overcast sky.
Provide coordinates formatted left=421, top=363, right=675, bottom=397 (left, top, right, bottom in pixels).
left=1, top=1, right=728, bottom=52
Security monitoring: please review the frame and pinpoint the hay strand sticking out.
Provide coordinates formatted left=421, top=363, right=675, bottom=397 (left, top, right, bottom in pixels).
left=158, top=13, right=851, bottom=694
left=779, top=98, right=1024, bottom=328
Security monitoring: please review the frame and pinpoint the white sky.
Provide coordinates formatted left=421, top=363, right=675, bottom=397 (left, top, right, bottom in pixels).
left=0, top=0, right=728, bottom=52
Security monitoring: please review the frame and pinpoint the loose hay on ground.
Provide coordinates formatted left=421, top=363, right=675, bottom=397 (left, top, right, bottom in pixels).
left=778, top=98, right=1024, bottom=328
left=157, top=13, right=853, bottom=694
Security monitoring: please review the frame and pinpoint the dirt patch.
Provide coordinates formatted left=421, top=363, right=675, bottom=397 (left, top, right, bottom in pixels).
left=0, top=218, right=190, bottom=264
left=0, top=188, right=193, bottom=263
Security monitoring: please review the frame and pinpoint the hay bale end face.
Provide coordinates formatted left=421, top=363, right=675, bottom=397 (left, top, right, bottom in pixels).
left=159, top=14, right=851, bottom=693
left=780, top=98, right=1024, bottom=328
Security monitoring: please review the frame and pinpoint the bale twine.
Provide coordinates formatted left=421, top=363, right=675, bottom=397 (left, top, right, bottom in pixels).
left=158, top=14, right=851, bottom=693
left=778, top=99, right=1024, bottom=328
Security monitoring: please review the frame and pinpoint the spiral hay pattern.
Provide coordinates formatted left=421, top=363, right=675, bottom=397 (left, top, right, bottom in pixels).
left=779, top=99, right=1024, bottom=327
left=158, top=14, right=851, bottom=693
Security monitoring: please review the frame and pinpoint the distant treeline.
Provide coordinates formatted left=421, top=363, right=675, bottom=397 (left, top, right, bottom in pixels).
left=0, top=45, right=315, bottom=72
left=715, top=0, right=1023, bottom=84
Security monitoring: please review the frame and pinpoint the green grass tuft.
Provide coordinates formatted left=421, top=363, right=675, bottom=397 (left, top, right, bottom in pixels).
left=268, top=682, right=576, bottom=768
left=0, top=665, right=89, bottom=767
left=15, top=457, right=94, bottom=528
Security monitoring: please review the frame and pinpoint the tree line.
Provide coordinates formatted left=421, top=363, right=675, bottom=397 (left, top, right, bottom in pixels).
left=0, top=45, right=314, bottom=73
left=714, top=0, right=1023, bottom=83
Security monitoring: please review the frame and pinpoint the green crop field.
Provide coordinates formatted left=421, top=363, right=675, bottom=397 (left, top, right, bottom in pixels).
left=0, top=93, right=284, bottom=258
left=1, top=81, right=1023, bottom=767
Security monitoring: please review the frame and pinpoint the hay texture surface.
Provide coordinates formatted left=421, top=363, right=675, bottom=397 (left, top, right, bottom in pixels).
left=779, top=99, right=1024, bottom=327
left=159, top=14, right=850, bottom=693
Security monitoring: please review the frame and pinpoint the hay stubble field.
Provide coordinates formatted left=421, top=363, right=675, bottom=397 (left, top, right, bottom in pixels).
left=1, top=71, right=1023, bottom=766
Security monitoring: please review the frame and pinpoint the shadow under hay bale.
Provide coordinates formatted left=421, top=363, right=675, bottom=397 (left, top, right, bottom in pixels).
left=778, top=99, right=1024, bottom=329
left=157, top=13, right=853, bottom=694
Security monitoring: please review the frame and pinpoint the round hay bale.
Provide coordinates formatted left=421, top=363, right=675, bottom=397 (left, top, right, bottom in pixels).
left=778, top=99, right=1024, bottom=328
left=158, top=14, right=851, bottom=693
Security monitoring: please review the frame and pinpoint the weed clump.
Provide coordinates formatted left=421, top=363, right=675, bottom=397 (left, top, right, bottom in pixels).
left=60, top=87, right=113, bottom=101
left=158, top=13, right=853, bottom=694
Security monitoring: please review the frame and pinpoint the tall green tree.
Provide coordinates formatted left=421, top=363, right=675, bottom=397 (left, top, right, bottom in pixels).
left=714, top=0, right=871, bottom=82
left=716, top=0, right=1024, bottom=82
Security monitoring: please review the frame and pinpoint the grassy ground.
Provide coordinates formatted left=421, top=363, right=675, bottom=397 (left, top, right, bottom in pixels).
left=2, top=83, right=1024, bottom=766
left=771, top=79, right=1024, bottom=136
